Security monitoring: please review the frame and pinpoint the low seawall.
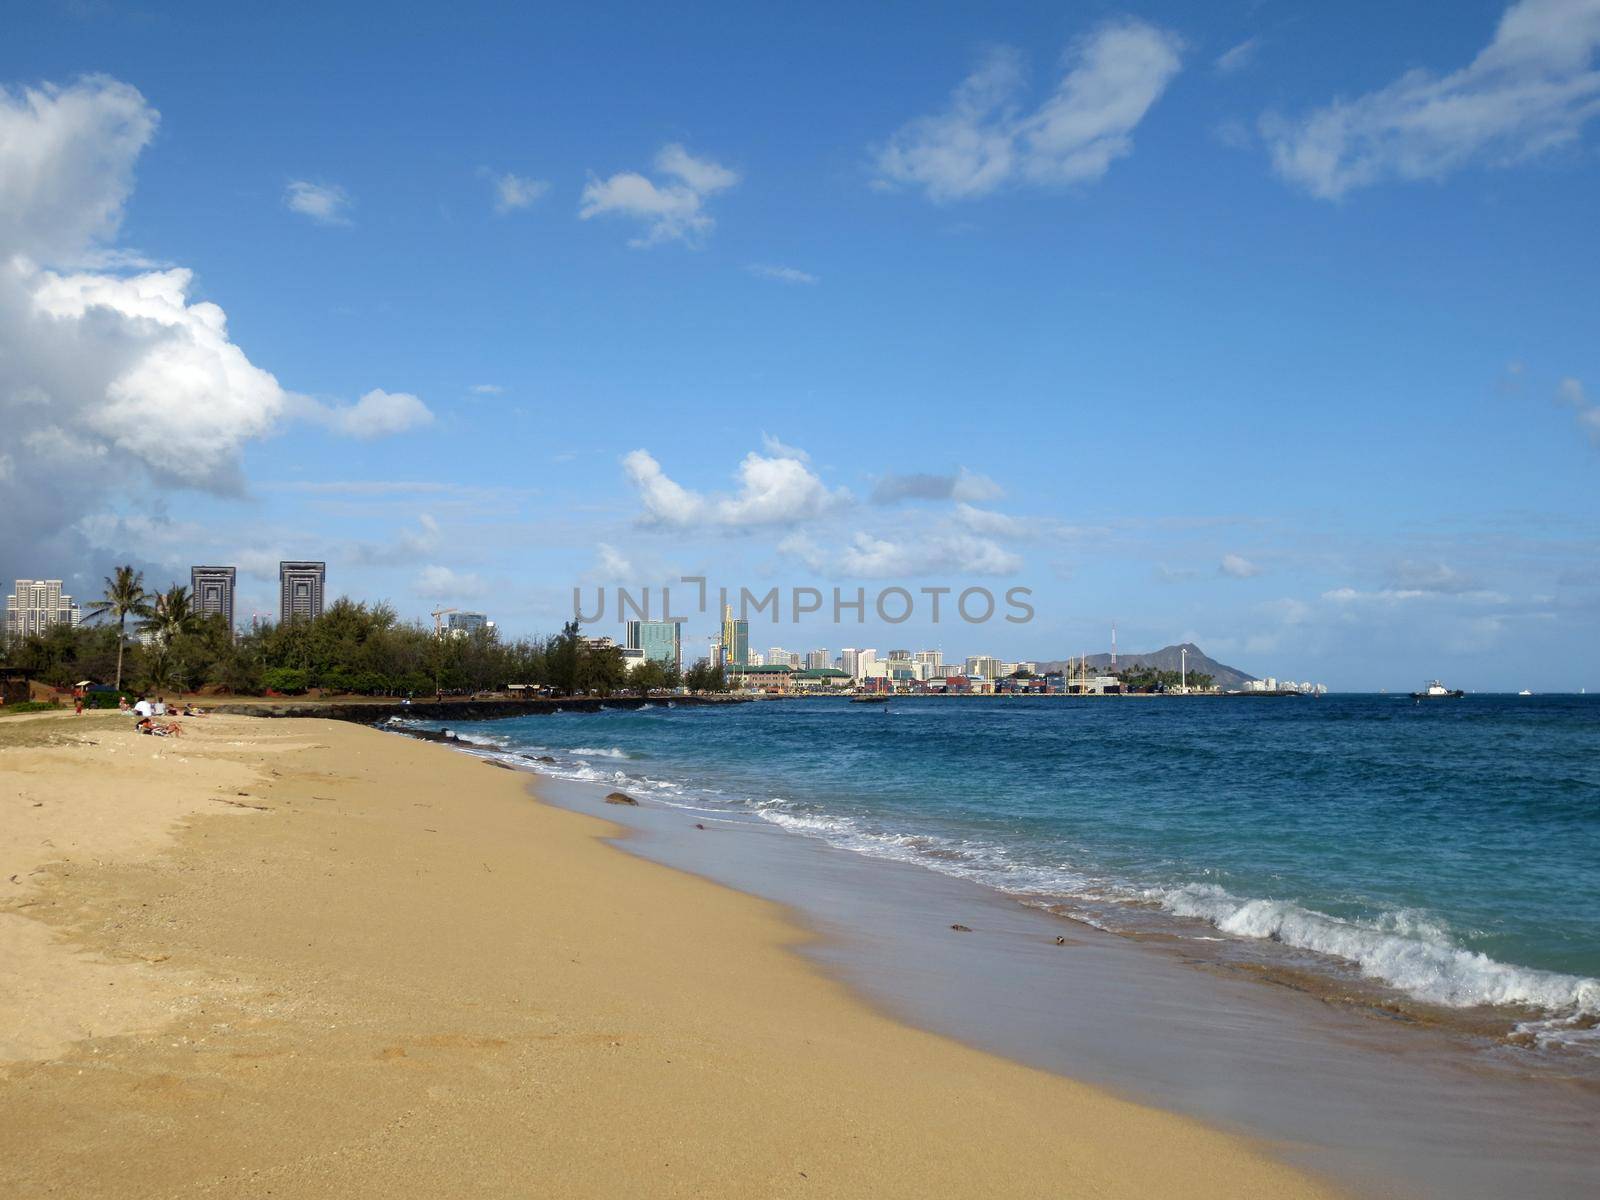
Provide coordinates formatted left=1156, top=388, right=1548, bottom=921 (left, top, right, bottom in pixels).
left=209, top=695, right=747, bottom=725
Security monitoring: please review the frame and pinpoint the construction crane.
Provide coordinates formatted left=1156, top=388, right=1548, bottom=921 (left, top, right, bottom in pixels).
left=431, top=607, right=458, bottom=638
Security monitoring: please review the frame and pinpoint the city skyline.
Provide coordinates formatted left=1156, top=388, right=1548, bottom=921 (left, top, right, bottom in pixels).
left=2, top=1, right=1598, bottom=691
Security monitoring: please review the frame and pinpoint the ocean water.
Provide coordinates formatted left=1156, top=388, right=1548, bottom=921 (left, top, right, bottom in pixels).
left=427, top=694, right=1600, bottom=1051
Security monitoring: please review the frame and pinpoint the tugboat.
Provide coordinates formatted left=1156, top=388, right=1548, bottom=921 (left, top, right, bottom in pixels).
left=1410, top=680, right=1464, bottom=699
left=849, top=691, right=891, bottom=704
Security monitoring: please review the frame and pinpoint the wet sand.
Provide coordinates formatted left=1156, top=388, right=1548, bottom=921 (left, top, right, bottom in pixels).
left=528, top=764, right=1600, bottom=1200
left=0, top=711, right=1339, bottom=1198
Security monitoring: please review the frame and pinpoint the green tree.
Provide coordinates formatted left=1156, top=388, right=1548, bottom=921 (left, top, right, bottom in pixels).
left=84, top=565, right=153, bottom=691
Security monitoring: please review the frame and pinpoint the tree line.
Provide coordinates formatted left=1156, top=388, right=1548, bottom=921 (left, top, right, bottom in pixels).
left=1, top=566, right=726, bottom=698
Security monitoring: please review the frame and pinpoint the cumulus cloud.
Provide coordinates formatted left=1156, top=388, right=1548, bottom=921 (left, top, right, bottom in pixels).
left=622, top=447, right=849, bottom=529
left=594, top=543, right=634, bottom=579
left=0, top=75, right=425, bottom=576
left=484, top=170, right=549, bottom=214
left=1262, top=0, right=1600, bottom=199
left=872, top=21, right=1183, bottom=201
left=838, top=531, right=1022, bottom=577
left=871, top=467, right=1002, bottom=504
left=284, top=180, right=352, bottom=224
left=1220, top=553, right=1263, bottom=578
left=303, top=388, right=434, bottom=439
left=747, top=263, right=818, bottom=285
left=953, top=503, right=1027, bottom=537
left=759, top=432, right=810, bottom=461
left=0, top=75, right=156, bottom=265
left=578, top=143, right=738, bottom=247
left=415, top=563, right=486, bottom=601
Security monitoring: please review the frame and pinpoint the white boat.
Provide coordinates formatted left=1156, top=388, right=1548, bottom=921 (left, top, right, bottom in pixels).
left=1411, top=680, right=1464, bottom=699
left=1518, top=689, right=1533, bottom=696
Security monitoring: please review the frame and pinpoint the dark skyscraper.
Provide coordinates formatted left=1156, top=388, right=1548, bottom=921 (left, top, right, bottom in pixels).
left=278, top=561, right=326, bottom=623
left=191, top=565, right=237, bottom=632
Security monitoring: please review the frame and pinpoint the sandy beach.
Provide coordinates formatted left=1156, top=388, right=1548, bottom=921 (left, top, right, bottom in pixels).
left=0, top=709, right=1338, bottom=1198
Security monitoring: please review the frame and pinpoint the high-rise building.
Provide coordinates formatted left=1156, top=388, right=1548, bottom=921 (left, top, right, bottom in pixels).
left=447, top=611, right=492, bottom=637
left=719, top=604, right=749, bottom=668
left=965, top=655, right=1000, bottom=680
left=806, top=649, right=829, bottom=670
left=5, top=579, right=80, bottom=642
left=887, top=649, right=912, bottom=661
left=840, top=648, right=877, bottom=680
left=627, top=620, right=683, bottom=670
left=913, top=650, right=942, bottom=672
left=278, top=561, right=326, bottom=623
left=190, top=566, right=236, bottom=632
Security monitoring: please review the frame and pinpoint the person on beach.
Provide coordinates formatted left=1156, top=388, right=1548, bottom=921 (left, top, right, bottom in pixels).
left=132, top=695, right=153, bottom=718
left=73, top=685, right=84, bottom=716
left=153, top=697, right=167, bottom=716
left=117, top=695, right=130, bottom=713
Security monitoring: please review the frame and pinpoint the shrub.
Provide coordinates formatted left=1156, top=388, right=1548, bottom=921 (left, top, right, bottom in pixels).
left=261, top=667, right=311, bottom=695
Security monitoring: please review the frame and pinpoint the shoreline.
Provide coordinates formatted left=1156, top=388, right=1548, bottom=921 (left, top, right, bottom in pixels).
left=403, top=710, right=1599, bottom=1070
left=0, top=710, right=1341, bottom=1198
left=398, top=713, right=1600, bottom=1199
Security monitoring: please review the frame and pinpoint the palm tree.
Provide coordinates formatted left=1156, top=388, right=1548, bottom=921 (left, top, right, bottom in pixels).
left=145, top=585, right=198, bottom=645
left=85, top=565, right=152, bottom=691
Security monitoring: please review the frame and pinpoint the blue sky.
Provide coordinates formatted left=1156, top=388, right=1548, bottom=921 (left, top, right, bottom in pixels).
left=3, top=0, right=1598, bottom=690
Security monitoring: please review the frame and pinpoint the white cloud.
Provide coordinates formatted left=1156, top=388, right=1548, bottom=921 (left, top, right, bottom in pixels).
left=759, top=432, right=810, bottom=461
left=872, top=21, right=1183, bottom=201
left=415, top=564, right=486, bottom=601
left=871, top=466, right=1002, bottom=504
left=470, top=383, right=504, bottom=395
left=1220, top=553, right=1263, bottom=578
left=0, top=75, right=157, bottom=265
left=1557, top=376, right=1600, bottom=445
left=484, top=170, right=549, bottom=214
left=578, top=143, right=738, bottom=247
left=1390, top=560, right=1478, bottom=593
left=305, top=388, right=435, bottom=439
left=622, top=448, right=850, bottom=529
left=1262, top=0, right=1600, bottom=199
left=0, top=75, right=425, bottom=576
left=838, top=531, right=1023, bottom=577
left=595, top=543, right=634, bottom=579
left=954, top=503, right=1026, bottom=537
left=1215, top=37, right=1261, bottom=75
left=748, top=263, right=818, bottom=285
left=285, top=180, right=352, bottom=224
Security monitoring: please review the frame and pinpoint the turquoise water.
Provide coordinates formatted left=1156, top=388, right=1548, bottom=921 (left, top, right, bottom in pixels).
left=433, top=695, right=1600, bottom=1040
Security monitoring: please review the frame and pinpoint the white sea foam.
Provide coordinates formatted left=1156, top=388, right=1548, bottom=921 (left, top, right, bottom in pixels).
left=405, top=721, right=1600, bottom=1033
left=1156, top=882, right=1600, bottom=1018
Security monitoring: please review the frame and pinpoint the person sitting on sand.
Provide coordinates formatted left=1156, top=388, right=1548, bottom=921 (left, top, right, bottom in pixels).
left=132, top=695, right=153, bottom=718
left=117, top=695, right=131, bottom=713
left=153, top=697, right=167, bottom=716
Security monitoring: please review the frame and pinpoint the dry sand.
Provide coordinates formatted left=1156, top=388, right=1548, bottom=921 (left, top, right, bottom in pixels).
left=0, top=710, right=1342, bottom=1198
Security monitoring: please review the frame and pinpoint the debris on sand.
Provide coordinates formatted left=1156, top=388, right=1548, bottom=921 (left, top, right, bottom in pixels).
left=604, top=792, right=639, bottom=806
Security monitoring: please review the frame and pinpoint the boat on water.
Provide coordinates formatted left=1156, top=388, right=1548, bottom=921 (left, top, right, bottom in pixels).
left=1411, top=680, right=1465, bottom=699
left=849, top=693, right=891, bottom=704
left=1518, top=689, right=1533, bottom=697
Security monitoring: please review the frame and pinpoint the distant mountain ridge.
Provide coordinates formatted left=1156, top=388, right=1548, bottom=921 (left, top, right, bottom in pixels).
left=1036, top=643, right=1256, bottom=689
